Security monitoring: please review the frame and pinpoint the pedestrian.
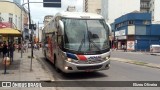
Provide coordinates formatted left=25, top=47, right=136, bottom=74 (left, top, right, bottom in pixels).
left=34, top=43, right=37, bottom=50
left=23, top=44, right=26, bottom=53
left=2, top=41, right=8, bottom=58
left=8, top=43, right=15, bottom=62
left=37, top=44, right=40, bottom=50
left=25, top=43, right=28, bottom=52
left=121, top=45, right=124, bottom=50
left=18, top=44, right=21, bottom=53
left=0, top=43, right=3, bottom=55
left=123, top=44, right=127, bottom=52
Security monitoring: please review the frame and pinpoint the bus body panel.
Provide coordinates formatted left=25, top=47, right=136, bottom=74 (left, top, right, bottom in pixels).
left=42, top=12, right=111, bottom=73
left=59, top=51, right=111, bottom=73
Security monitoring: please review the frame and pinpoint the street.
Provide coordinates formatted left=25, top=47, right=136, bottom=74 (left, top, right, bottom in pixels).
left=111, top=50, right=160, bottom=64
left=34, top=49, right=160, bottom=90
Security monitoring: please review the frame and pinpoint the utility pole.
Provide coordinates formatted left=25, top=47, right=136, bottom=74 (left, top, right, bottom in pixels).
left=27, top=0, right=33, bottom=71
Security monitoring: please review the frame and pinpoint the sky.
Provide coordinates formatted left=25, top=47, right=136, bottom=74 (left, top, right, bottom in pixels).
left=23, top=0, right=83, bottom=26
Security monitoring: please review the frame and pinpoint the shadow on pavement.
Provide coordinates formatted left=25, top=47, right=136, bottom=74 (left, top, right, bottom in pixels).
left=60, top=72, right=108, bottom=80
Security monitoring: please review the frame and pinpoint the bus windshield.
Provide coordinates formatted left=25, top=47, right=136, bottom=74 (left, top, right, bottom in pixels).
left=62, top=18, right=110, bottom=54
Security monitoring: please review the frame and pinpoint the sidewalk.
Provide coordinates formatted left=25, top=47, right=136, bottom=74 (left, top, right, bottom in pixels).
left=0, top=49, right=56, bottom=90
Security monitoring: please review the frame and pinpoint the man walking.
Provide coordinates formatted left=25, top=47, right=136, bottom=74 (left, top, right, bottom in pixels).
left=9, top=43, right=15, bottom=62
left=2, top=41, right=8, bottom=58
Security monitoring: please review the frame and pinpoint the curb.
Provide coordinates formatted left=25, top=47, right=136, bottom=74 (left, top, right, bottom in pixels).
left=113, top=50, right=160, bottom=56
left=150, top=53, right=160, bottom=56
left=111, top=57, right=160, bottom=69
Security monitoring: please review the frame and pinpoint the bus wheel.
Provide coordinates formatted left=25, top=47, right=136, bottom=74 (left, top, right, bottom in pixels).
left=54, top=55, right=60, bottom=73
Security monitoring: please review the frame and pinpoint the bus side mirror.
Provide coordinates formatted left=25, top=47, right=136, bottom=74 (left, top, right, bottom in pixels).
left=106, top=23, right=112, bottom=35
left=58, top=20, right=64, bottom=34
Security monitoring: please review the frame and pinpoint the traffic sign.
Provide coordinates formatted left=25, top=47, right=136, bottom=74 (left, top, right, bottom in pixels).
left=43, top=0, right=61, bottom=8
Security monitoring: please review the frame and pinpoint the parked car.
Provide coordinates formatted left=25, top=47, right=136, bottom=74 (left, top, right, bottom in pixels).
left=150, top=45, right=160, bottom=53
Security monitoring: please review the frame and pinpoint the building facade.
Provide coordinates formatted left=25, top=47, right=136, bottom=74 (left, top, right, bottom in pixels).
left=22, top=8, right=29, bottom=40
left=84, top=0, right=101, bottom=14
left=101, top=0, right=160, bottom=24
left=0, top=1, right=28, bottom=43
left=0, top=1, right=22, bottom=30
left=140, top=0, right=151, bottom=12
left=1, top=0, right=21, bottom=5
left=114, top=12, right=160, bottom=51
left=101, top=0, right=140, bottom=24
left=150, top=0, right=160, bottom=23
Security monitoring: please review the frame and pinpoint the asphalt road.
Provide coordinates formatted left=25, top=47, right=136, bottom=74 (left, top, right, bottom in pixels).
left=34, top=50, right=160, bottom=90
left=111, top=51, right=160, bottom=64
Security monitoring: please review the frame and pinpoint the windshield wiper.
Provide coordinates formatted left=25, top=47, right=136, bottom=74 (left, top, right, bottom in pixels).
left=89, top=39, right=101, bottom=51
left=78, top=34, right=85, bottom=51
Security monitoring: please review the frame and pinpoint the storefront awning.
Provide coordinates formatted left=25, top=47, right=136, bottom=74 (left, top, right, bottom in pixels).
left=0, top=28, right=22, bottom=37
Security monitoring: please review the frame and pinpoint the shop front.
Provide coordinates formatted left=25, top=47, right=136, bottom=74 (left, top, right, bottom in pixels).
left=115, top=36, right=127, bottom=49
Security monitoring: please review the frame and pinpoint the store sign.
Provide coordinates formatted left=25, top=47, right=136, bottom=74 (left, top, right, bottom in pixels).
left=128, top=25, right=135, bottom=35
left=127, top=41, right=135, bottom=50
left=0, top=22, right=11, bottom=28
left=117, top=36, right=127, bottom=40
left=115, top=29, right=125, bottom=36
left=43, top=0, right=61, bottom=7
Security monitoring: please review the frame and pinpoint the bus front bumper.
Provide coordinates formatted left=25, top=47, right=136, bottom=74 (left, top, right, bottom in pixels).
left=61, top=60, right=110, bottom=73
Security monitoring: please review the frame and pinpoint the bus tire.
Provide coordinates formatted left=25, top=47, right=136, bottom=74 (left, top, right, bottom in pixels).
left=54, top=55, right=60, bottom=73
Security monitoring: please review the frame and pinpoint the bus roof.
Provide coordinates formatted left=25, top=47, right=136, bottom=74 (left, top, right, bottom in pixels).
left=55, top=12, right=103, bottom=19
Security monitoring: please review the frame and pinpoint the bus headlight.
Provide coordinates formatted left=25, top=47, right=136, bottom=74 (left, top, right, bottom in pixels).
left=67, top=58, right=72, bottom=62
left=106, top=57, right=109, bottom=60
left=66, top=58, right=78, bottom=63
left=103, top=56, right=110, bottom=60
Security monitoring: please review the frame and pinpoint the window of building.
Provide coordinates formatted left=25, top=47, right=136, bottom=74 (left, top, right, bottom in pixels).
left=143, top=20, right=150, bottom=25
left=18, top=17, right=20, bottom=29
left=15, top=15, right=17, bottom=28
left=149, top=3, right=151, bottom=7
left=152, top=16, right=154, bottom=21
left=9, top=13, right=13, bottom=23
left=0, top=12, right=2, bottom=22
left=115, top=24, right=118, bottom=29
left=147, top=2, right=150, bottom=6
left=128, top=20, right=134, bottom=25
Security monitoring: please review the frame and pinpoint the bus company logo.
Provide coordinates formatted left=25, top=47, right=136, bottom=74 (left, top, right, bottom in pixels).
left=88, top=56, right=101, bottom=60
left=87, top=60, right=92, bottom=64
left=2, top=82, right=11, bottom=87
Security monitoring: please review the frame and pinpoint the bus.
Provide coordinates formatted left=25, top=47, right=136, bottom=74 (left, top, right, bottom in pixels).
left=42, top=12, right=111, bottom=73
